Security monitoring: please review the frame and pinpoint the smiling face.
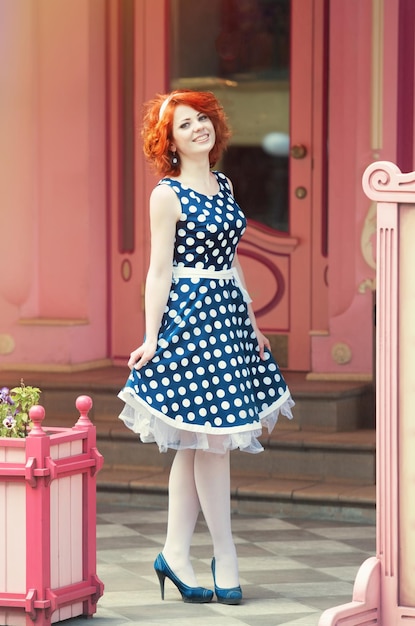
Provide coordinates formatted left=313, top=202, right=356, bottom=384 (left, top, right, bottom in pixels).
left=170, top=104, right=216, bottom=162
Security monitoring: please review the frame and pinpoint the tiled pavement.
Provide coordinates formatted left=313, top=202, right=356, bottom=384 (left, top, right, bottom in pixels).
left=68, top=501, right=376, bottom=626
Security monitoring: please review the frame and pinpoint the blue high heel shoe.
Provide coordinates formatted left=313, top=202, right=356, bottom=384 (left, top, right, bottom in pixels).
left=211, top=557, right=243, bottom=605
left=154, top=553, right=213, bottom=603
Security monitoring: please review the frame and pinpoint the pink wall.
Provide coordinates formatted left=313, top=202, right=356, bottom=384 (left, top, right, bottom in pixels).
left=0, top=0, right=107, bottom=369
left=0, top=0, right=407, bottom=376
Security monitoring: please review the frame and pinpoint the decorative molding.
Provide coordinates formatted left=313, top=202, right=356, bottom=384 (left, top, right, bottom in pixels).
left=0, top=358, right=112, bottom=373
left=239, top=247, right=285, bottom=316
left=362, top=161, right=415, bottom=203
left=358, top=278, right=376, bottom=293
left=238, top=223, right=293, bottom=330
left=121, top=258, right=132, bottom=281
left=245, top=223, right=299, bottom=254
left=371, top=0, right=384, bottom=151
left=18, top=318, right=89, bottom=326
left=306, top=372, right=373, bottom=382
left=360, top=201, right=377, bottom=274
left=0, top=334, right=15, bottom=355
left=331, top=342, right=352, bottom=365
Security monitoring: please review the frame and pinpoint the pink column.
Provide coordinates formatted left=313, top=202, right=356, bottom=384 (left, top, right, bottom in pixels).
left=319, top=161, right=415, bottom=625
left=0, top=0, right=108, bottom=368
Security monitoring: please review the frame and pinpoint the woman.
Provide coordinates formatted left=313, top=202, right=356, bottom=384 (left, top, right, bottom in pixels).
left=118, top=90, right=294, bottom=604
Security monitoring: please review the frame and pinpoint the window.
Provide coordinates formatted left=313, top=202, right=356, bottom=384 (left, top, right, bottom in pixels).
left=170, top=0, right=290, bottom=232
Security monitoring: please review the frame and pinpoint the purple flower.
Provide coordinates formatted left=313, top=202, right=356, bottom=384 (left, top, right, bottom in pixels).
left=0, top=387, right=13, bottom=405
left=2, top=415, right=16, bottom=429
left=0, top=387, right=9, bottom=400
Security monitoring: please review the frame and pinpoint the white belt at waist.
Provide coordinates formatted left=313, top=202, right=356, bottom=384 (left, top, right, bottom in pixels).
left=172, top=266, right=252, bottom=303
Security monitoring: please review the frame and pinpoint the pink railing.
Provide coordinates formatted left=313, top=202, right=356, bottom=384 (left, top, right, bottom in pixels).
left=0, top=395, right=104, bottom=626
left=319, top=161, right=415, bottom=625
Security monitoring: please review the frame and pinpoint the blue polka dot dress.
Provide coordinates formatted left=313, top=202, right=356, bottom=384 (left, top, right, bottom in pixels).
left=118, top=171, right=294, bottom=453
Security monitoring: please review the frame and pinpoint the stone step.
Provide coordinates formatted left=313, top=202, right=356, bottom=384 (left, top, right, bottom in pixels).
left=95, top=422, right=376, bottom=485
left=27, top=370, right=375, bottom=433
left=1, top=367, right=376, bottom=522
left=97, top=465, right=375, bottom=524
left=41, top=389, right=374, bottom=433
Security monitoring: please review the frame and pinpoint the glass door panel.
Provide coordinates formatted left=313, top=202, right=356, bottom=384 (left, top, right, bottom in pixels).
left=169, top=0, right=290, bottom=233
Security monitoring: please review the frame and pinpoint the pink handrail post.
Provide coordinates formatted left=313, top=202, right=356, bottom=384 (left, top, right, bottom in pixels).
left=25, top=406, right=50, bottom=626
left=319, top=161, right=415, bottom=625
left=73, top=395, right=104, bottom=617
left=25, top=405, right=53, bottom=626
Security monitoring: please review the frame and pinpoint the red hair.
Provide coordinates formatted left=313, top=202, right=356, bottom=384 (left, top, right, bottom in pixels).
left=141, top=90, right=231, bottom=177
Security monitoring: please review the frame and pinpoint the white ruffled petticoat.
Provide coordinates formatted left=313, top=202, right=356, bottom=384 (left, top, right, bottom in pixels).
left=118, top=388, right=295, bottom=454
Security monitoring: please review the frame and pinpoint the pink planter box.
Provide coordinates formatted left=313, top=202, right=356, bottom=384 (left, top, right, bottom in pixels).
left=0, top=396, right=104, bottom=626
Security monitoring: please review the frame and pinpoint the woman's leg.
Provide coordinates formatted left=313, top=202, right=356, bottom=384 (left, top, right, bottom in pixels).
left=162, top=449, right=201, bottom=586
left=194, top=449, right=239, bottom=588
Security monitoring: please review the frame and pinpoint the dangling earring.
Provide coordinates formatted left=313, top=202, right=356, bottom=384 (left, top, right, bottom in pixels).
left=171, top=151, right=179, bottom=167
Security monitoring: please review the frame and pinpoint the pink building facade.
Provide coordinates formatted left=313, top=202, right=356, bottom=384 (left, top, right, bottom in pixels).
left=0, top=0, right=413, bottom=380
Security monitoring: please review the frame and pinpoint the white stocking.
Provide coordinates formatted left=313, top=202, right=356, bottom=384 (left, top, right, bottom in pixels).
left=194, top=449, right=239, bottom=588
left=162, top=449, right=201, bottom=586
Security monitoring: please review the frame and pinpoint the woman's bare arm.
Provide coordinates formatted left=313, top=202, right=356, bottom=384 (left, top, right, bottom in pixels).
left=128, top=185, right=180, bottom=369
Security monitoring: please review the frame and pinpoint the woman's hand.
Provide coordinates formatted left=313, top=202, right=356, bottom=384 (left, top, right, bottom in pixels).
left=255, top=329, right=271, bottom=361
left=128, top=339, right=157, bottom=370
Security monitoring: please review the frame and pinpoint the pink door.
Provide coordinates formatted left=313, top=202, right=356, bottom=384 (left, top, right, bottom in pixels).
left=108, top=0, right=168, bottom=363
left=109, top=0, right=328, bottom=372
